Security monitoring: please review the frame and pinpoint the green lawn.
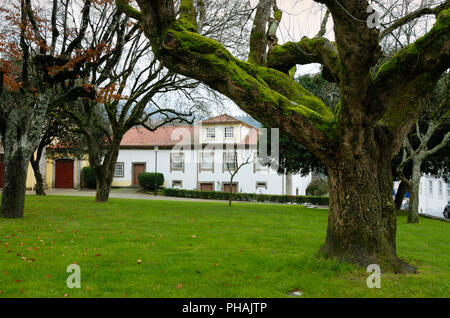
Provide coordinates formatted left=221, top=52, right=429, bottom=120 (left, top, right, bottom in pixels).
left=0, top=195, right=449, bottom=298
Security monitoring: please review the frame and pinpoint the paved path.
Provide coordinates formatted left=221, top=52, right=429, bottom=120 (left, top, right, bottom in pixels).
left=26, top=188, right=329, bottom=208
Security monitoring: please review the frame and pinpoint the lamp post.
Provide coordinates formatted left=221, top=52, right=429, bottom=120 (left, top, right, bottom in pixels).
left=154, top=145, right=158, bottom=195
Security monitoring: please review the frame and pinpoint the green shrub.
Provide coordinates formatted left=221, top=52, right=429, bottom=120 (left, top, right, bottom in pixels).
left=138, top=172, right=164, bottom=190
left=162, top=188, right=329, bottom=206
left=306, top=178, right=329, bottom=196
left=82, top=166, right=97, bottom=189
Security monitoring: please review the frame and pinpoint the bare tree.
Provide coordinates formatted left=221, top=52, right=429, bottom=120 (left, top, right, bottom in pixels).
left=396, top=76, right=450, bottom=223
left=62, top=2, right=195, bottom=202
left=0, top=0, right=98, bottom=218
left=224, top=149, right=252, bottom=206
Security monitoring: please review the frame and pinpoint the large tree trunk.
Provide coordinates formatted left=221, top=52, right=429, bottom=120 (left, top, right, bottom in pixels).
left=394, top=181, right=407, bottom=211
left=407, top=158, right=422, bottom=224
left=322, top=137, right=416, bottom=274
left=1, top=147, right=30, bottom=218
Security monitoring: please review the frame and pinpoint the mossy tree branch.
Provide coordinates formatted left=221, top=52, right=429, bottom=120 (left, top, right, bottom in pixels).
left=116, top=0, right=143, bottom=21
left=375, top=8, right=450, bottom=154
left=267, top=36, right=341, bottom=83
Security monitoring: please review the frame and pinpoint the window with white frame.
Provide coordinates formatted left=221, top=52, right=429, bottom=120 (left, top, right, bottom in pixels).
left=201, top=152, right=214, bottom=170
left=206, top=127, right=215, bottom=139
left=256, top=181, right=267, bottom=190
left=224, top=126, right=234, bottom=138
left=114, top=162, right=124, bottom=178
left=172, top=180, right=182, bottom=188
left=171, top=153, right=184, bottom=171
left=224, top=152, right=236, bottom=171
left=439, top=181, right=443, bottom=198
left=429, top=180, right=433, bottom=197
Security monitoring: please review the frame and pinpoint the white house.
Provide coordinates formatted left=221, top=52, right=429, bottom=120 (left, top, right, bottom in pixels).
left=394, top=175, right=450, bottom=217
left=112, top=114, right=312, bottom=195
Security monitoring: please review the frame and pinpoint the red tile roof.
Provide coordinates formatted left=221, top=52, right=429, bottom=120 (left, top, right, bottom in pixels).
left=201, top=114, right=248, bottom=125
left=120, top=126, right=194, bottom=147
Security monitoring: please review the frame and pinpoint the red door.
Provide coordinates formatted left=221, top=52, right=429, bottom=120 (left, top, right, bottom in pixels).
left=132, top=163, right=146, bottom=185
left=55, top=159, right=74, bottom=188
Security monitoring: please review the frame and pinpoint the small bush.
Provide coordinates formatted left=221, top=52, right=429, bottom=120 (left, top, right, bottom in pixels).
left=138, top=172, right=164, bottom=191
left=82, top=166, right=97, bottom=189
left=306, top=178, right=329, bottom=196
left=162, top=188, right=329, bottom=206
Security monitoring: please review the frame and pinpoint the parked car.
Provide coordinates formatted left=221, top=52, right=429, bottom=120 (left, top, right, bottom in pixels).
left=443, top=204, right=450, bottom=219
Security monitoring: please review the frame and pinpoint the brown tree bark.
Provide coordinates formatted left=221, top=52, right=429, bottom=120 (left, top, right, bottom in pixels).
left=323, top=132, right=415, bottom=273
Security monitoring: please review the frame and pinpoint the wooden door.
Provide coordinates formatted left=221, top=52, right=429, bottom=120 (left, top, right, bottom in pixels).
left=223, top=183, right=237, bottom=193
left=55, top=159, right=74, bottom=188
left=200, top=183, right=213, bottom=191
left=133, top=163, right=146, bottom=185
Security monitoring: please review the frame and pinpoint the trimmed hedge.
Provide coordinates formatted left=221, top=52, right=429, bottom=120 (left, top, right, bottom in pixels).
left=81, top=166, right=97, bottom=189
left=162, top=188, right=329, bottom=205
left=138, top=172, right=164, bottom=191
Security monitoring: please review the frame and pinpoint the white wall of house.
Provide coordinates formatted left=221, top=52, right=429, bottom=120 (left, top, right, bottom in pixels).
left=394, top=175, right=449, bottom=216
left=113, top=147, right=312, bottom=195
left=113, top=118, right=313, bottom=195
left=418, top=175, right=449, bottom=215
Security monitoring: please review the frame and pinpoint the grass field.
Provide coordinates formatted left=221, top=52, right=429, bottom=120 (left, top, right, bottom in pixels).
left=0, top=195, right=449, bottom=298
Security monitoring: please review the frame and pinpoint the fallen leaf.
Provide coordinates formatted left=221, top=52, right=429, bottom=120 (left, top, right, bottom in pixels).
left=63, top=293, right=68, bottom=298
left=95, top=253, right=101, bottom=257
left=176, top=284, right=183, bottom=289
left=137, top=259, right=142, bottom=264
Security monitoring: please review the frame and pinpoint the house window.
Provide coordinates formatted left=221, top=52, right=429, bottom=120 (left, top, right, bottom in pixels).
left=114, top=162, right=124, bottom=178
left=256, top=181, right=267, bottom=190
left=224, top=127, right=234, bottom=138
left=200, top=152, right=214, bottom=171
left=223, top=152, right=236, bottom=171
left=429, top=180, right=433, bottom=197
left=171, top=153, right=184, bottom=172
left=439, top=181, right=443, bottom=198
left=172, top=180, right=182, bottom=188
left=206, top=127, right=215, bottom=139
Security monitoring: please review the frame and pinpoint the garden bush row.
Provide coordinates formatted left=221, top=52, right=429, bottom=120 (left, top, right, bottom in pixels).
left=162, top=188, right=329, bottom=205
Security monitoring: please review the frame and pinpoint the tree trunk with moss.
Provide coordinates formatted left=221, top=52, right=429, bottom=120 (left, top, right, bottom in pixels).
left=124, top=0, right=450, bottom=272
left=323, top=132, right=415, bottom=272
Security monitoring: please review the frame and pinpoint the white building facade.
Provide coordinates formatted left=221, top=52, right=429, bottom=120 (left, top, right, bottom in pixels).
left=394, top=175, right=450, bottom=217
left=112, top=114, right=312, bottom=195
